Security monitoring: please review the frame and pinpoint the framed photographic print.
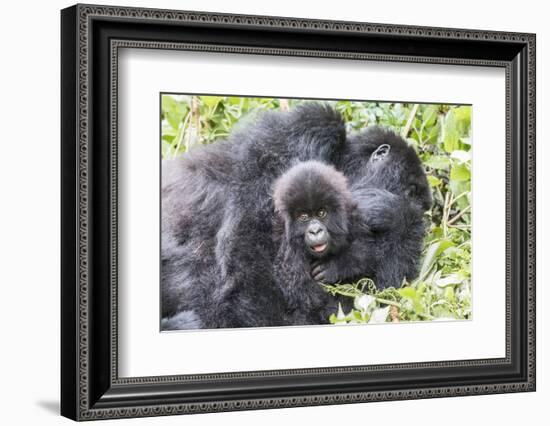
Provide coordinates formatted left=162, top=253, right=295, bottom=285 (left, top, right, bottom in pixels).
left=61, top=3, right=536, bottom=421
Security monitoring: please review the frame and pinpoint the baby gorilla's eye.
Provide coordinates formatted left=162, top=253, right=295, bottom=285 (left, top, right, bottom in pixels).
left=297, top=212, right=310, bottom=222
left=316, top=208, right=327, bottom=219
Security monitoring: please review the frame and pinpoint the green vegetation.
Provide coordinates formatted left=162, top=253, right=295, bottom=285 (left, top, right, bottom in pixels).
left=161, top=95, right=472, bottom=324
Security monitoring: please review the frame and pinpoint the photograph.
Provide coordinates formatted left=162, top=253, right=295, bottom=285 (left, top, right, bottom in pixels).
left=160, top=95, right=473, bottom=331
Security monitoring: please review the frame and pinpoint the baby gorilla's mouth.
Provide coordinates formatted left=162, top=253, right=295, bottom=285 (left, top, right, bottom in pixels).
left=311, top=243, right=328, bottom=253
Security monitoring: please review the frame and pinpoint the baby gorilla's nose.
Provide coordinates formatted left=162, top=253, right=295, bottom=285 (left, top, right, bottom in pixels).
left=308, top=223, right=323, bottom=236
left=306, top=221, right=329, bottom=256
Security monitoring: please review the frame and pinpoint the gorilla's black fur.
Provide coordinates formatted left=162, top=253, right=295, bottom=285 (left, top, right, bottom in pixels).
left=161, top=103, right=431, bottom=330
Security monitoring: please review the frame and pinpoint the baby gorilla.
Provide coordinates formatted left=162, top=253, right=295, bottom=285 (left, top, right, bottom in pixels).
left=272, top=160, right=426, bottom=325
left=272, top=161, right=354, bottom=325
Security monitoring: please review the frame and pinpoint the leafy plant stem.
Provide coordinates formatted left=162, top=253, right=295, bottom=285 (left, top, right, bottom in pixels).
left=447, top=205, right=471, bottom=226
left=374, top=298, right=401, bottom=307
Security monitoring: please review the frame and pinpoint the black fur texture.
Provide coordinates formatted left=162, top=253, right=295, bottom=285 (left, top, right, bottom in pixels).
left=161, top=102, right=431, bottom=330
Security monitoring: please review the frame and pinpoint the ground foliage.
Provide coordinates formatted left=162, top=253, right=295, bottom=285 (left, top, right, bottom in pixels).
left=161, top=95, right=472, bottom=323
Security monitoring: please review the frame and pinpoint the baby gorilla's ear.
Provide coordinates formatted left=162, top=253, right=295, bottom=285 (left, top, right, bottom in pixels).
left=370, top=144, right=391, bottom=163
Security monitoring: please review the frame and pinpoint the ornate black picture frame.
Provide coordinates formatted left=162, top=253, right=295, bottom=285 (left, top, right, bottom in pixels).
left=61, top=3, right=536, bottom=421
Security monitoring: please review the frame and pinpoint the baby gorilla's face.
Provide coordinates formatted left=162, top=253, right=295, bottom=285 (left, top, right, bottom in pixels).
left=273, top=160, right=355, bottom=261
left=294, top=208, right=331, bottom=258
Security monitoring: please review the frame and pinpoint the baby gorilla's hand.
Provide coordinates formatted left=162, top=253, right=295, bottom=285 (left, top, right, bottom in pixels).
left=311, top=260, right=339, bottom=284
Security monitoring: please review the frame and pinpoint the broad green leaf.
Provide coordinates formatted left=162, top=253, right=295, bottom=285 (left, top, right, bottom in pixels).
left=427, top=175, right=442, bottom=187
left=453, top=105, right=472, bottom=134
left=228, top=96, right=242, bottom=105
left=161, top=95, right=177, bottom=113
left=449, top=179, right=471, bottom=197
left=444, top=287, right=456, bottom=303
left=161, top=125, right=177, bottom=137
left=442, top=110, right=460, bottom=153
left=425, top=125, right=440, bottom=144
left=418, top=242, right=440, bottom=282
left=398, top=287, right=417, bottom=299
left=450, top=163, right=471, bottom=182
left=429, top=226, right=444, bottom=239
left=165, top=114, right=179, bottom=131
left=201, top=96, right=223, bottom=108
left=416, top=240, right=455, bottom=283
left=422, top=105, right=439, bottom=128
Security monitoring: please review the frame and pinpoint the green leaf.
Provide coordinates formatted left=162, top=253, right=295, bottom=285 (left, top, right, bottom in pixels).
left=398, top=287, right=417, bottom=300
left=424, top=156, right=450, bottom=170
left=161, top=140, right=173, bottom=158
left=227, top=96, right=242, bottom=105
left=417, top=243, right=439, bottom=282
left=450, top=163, right=471, bottom=182
left=201, top=96, right=223, bottom=108
left=440, top=109, right=459, bottom=153
left=416, top=240, right=455, bottom=283
left=453, top=105, right=472, bottom=134
left=399, top=285, right=427, bottom=317
left=449, top=179, right=471, bottom=197
left=444, top=287, right=456, bottom=303
left=425, top=125, right=440, bottom=144
left=161, top=95, right=177, bottom=113
left=427, top=175, right=442, bottom=187
left=161, top=95, right=189, bottom=131
left=165, top=113, right=180, bottom=131
left=422, top=105, right=439, bottom=128
left=436, top=274, right=463, bottom=287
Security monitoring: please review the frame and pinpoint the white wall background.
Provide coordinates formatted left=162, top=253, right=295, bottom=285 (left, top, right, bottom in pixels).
left=0, top=0, right=546, bottom=424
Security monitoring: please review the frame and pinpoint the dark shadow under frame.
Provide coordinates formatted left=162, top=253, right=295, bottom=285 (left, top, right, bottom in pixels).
left=61, top=3, right=536, bottom=421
